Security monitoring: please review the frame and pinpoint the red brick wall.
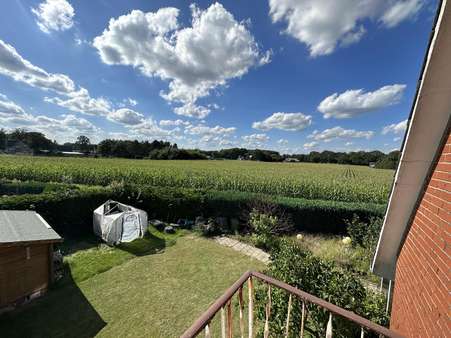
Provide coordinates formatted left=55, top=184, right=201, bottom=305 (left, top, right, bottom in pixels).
left=390, top=131, right=451, bottom=337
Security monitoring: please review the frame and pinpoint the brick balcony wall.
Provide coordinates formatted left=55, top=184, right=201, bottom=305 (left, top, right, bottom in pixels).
left=390, top=131, right=450, bottom=337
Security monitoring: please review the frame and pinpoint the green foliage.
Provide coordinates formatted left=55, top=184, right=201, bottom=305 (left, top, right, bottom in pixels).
left=255, top=239, right=388, bottom=338
left=0, top=181, right=385, bottom=237
left=346, top=215, right=382, bottom=249
left=0, top=155, right=393, bottom=203
left=375, top=151, right=401, bottom=169
left=249, top=210, right=279, bottom=250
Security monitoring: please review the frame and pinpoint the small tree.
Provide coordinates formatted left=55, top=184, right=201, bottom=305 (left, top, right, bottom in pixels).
left=75, top=135, right=91, bottom=154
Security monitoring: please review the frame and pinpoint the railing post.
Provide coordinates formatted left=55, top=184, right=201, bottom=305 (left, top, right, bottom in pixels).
left=221, top=306, right=226, bottom=338
left=300, top=301, right=306, bottom=338
left=239, top=286, right=245, bottom=338
left=227, top=300, right=233, bottom=338
left=248, top=276, right=254, bottom=338
left=326, top=313, right=333, bottom=338
left=264, top=284, right=272, bottom=338
left=204, top=323, right=211, bottom=338
left=285, top=294, right=293, bottom=337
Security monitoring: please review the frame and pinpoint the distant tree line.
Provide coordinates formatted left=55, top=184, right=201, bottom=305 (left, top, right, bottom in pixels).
left=0, top=129, right=401, bottom=169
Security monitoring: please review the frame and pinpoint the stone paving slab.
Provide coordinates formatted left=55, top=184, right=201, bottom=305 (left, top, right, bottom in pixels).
left=213, top=236, right=270, bottom=264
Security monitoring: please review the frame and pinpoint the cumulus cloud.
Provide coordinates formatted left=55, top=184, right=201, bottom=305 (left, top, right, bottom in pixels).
left=0, top=94, right=25, bottom=117
left=173, top=103, right=211, bottom=119
left=242, top=133, right=269, bottom=148
left=44, top=88, right=112, bottom=116
left=277, top=139, right=289, bottom=145
left=252, top=112, right=312, bottom=131
left=318, top=84, right=406, bottom=119
left=0, top=112, right=101, bottom=142
left=185, top=124, right=236, bottom=137
left=128, top=118, right=173, bottom=138
left=382, top=119, right=408, bottom=134
left=268, top=0, right=424, bottom=57
left=0, top=39, right=76, bottom=94
left=303, top=141, right=318, bottom=149
left=31, top=0, right=75, bottom=33
left=159, top=119, right=190, bottom=127
left=0, top=39, right=115, bottom=116
left=309, top=126, right=374, bottom=142
left=93, top=3, right=269, bottom=118
left=380, top=0, right=423, bottom=28
left=107, top=108, right=145, bottom=125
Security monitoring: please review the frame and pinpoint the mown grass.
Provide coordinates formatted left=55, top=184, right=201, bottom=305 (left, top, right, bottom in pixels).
left=0, top=232, right=264, bottom=337
left=61, top=226, right=186, bottom=284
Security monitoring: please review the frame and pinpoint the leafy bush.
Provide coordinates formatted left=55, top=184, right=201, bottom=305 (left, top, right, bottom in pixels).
left=346, top=215, right=382, bottom=249
left=0, top=182, right=385, bottom=238
left=255, top=239, right=388, bottom=338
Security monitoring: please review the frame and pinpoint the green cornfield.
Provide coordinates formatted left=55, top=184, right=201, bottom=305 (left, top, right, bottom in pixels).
left=0, top=155, right=394, bottom=204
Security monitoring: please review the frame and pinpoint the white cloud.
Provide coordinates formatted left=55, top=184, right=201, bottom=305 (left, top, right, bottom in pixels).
left=0, top=112, right=101, bottom=142
left=128, top=118, right=172, bottom=139
left=303, top=141, right=318, bottom=149
left=252, top=112, right=312, bottom=131
left=31, top=0, right=75, bottom=34
left=242, top=133, right=269, bottom=148
left=44, top=88, right=112, bottom=116
left=382, top=119, right=408, bottom=134
left=309, top=126, right=374, bottom=142
left=318, top=84, right=406, bottom=119
left=277, top=138, right=289, bottom=145
left=107, top=108, right=145, bottom=125
left=159, top=119, right=190, bottom=127
left=93, top=3, right=269, bottom=118
left=0, top=39, right=115, bottom=116
left=268, top=0, right=424, bottom=57
left=0, top=39, right=76, bottom=94
left=0, top=94, right=25, bottom=117
left=380, top=0, right=423, bottom=28
left=174, top=103, right=211, bottom=119
left=185, top=124, right=236, bottom=137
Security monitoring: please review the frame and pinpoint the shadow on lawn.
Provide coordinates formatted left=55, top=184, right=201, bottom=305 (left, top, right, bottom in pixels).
left=118, top=230, right=167, bottom=256
left=0, top=269, right=106, bottom=338
left=0, top=228, right=177, bottom=337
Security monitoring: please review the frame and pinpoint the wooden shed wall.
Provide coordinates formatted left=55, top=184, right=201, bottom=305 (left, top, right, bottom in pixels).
left=0, top=244, right=50, bottom=308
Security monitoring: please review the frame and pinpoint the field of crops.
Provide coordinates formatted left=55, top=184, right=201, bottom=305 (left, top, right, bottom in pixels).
left=0, top=155, right=394, bottom=204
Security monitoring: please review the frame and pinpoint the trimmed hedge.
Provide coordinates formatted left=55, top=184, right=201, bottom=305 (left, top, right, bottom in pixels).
left=0, top=183, right=386, bottom=238
left=0, top=180, right=76, bottom=195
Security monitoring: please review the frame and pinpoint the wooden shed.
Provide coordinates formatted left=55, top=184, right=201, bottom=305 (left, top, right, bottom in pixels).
left=0, top=210, right=62, bottom=309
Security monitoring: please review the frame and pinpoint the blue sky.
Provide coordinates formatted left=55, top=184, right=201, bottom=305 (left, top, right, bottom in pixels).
left=0, top=0, right=438, bottom=153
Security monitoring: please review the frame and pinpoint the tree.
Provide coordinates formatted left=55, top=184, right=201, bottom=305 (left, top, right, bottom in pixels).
left=0, top=129, right=6, bottom=150
left=75, top=135, right=91, bottom=154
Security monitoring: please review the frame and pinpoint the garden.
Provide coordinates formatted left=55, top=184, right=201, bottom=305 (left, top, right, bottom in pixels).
left=0, top=157, right=392, bottom=337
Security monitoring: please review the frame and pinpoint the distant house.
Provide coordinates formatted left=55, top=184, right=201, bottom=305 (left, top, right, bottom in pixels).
left=284, top=158, right=300, bottom=163
left=4, top=140, right=33, bottom=155
left=0, top=211, right=62, bottom=310
left=368, top=162, right=376, bottom=168
left=60, top=151, right=85, bottom=157
left=372, top=3, right=450, bottom=337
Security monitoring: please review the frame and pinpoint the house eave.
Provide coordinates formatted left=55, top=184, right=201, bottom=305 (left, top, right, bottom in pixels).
left=371, top=0, right=451, bottom=280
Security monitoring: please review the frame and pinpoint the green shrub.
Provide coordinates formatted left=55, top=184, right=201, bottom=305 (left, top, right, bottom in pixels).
left=255, top=239, right=388, bottom=337
left=0, top=182, right=385, bottom=238
left=346, top=215, right=382, bottom=249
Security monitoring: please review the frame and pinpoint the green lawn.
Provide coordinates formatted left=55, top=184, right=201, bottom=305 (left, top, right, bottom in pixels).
left=0, top=233, right=264, bottom=337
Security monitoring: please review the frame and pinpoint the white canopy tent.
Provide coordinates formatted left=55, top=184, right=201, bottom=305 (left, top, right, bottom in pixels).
left=93, top=200, right=147, bottom=245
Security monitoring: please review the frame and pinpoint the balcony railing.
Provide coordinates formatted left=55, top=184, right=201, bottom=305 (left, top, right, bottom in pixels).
left=181, top=271, right=403, bottom=338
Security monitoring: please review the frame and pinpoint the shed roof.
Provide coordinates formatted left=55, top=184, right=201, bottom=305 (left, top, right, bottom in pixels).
left=0, top=210, right=62, bottom=246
